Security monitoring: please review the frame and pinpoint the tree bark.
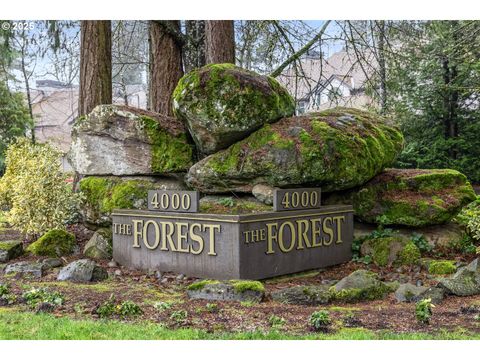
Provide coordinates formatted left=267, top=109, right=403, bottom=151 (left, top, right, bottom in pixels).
left=78, top=21, right=112, bottom=117
left=205, top=21, right=235, bottom=64
left=376, top=20, right=387, bottom=113
left=149, top=20, right=184, bottom=116
left=184, top=20, right=206, bottom=72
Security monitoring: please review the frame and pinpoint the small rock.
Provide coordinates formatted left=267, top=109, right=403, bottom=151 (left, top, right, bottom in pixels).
left=4, top=261, right=46, bottom=278
left=321, top=279, right=337, bottom=285
left=155, top=271, right=163, bottom=280
left=271, top=285, right=331, bottom=305
left=107, top=260, right=118, bottom=268
left=252, top=184, right=276, bottom=205
left=57, top=259, right=108, bottom=282
left=187, top=280, right=264, bottom=303
left=176, top=274, right=185, bottom=281
left=83, top=228, right=112, bottom=260
left=114, top=269, right=122, bottom=276
left=0, top=240, right=23, bottom=263
left=394, top=283, right=427, bottom=302
left=416, top=280, right=423, bottom=287
left=39, top=258, right=63, bottom=269
left=331, top=270, right=393, bottom=302
left=160, top=278, right=169, bottom=284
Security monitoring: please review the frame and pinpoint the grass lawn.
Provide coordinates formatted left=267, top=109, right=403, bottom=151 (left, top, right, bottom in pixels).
left=1, top=308, right=479, bottom=340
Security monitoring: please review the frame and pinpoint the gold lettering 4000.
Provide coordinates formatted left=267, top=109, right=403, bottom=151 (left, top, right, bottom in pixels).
left=281, top=191, right=318, bottom=209
left=151, top=192, right=191, bottom=211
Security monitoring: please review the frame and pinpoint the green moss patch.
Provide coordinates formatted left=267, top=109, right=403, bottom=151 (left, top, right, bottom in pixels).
left=186, top=280, right=220, bottom=291
left=428, top=260, right=457, bottom=275
left=230, top=280, right=265, bottom=293
left=26, top=229, right=75, bottom=257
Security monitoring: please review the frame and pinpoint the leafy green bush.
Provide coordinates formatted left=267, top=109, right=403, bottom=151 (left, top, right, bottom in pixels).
left=205, top=303, right=219, bottom=313
left=0, top=284, right=8, bottom=297
left=153, top=301, right=173, bottom=312
left=218, top=197, right=235, bottom=207
left=96, top=294, right=117, bottom=318
left=456, top=198, right=480, bottom=243
left=0, top=138, right=83, bottom=236
left=118, top=300, right=143, bottom=317
left=268, top=315, right=286, bottom=329
left=0, top=82, right=32, bottom=175
left=170, top=310, right=188, bottom=325
left=22, top=287, right=64, bottom=308
left=309, top=310, right=331, bottom=331
left=96, top=295, right=142, bottom=318
left=410, top=233, right=433, bottom=253
left=415, top=298, right=434, bottom=324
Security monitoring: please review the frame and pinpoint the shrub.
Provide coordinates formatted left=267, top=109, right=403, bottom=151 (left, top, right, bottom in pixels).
left=22, top=287, right=64, bottom=308
left=118, top=300, right=143, bottom=317
left=26, top=229, right=76, bottom=257
left=410, top=232, right=433, bottom=253
left=0, top=138, right=83, bottom=236
left=0, top=284, right=8, bottom=297
left=205, top=303, right=219, bottom=313
left=268, top=315, right=286, bottom=329
left=455, top=197, right=480, bottom=242
left=170, top=310, right=188, bottom=324
left=309, top=310, right=331, bottom=331
left=153, top=301, right=173, bottom=311
left=96, top=294, right=117, bottom=318
left=415, top=298, right=434, bottom=324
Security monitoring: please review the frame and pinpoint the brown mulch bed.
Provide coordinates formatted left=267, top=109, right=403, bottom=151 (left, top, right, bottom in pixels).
left=1, top=223, right=480, bottom=336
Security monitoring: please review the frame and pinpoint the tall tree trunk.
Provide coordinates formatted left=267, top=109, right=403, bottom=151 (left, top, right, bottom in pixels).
left=149, top=20, right=184, bottom=116
left=205, top=20, right=235, bottom=64
left=376, top=20, right=387, bottom=113
left=78, top=21, right=112, bottom=116
left=184, top=20, right=206, bottom=72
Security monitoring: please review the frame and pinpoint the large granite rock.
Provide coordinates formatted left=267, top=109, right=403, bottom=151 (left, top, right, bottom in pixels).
left=79, top=175, right=187, bottom=227
left=439, top=258, right=480, bottom=296
left=83, top=228, right=112, bottom=260
left=57, top=259, right=108, bottom=282
left=186, top=108, right=404, bottom=193
left=26, top=229, right=75, bottom=257
left=271, top=285, right=331, bottom=305
left=394, top=283, right=427, bottom=302
left=327, top=168, right=476, bottom=227
left=0, top=240, right=23, bottom=263
left=173, top=64, right=295, bottom=154
left=186, top=280, right=264, bottom=302
left=69, top=105, right=193, bottom=176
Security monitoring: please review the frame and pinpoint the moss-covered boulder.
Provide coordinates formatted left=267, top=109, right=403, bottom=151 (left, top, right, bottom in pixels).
left=186, top=108, right=404, bottom=193
left=438, top=258, right=480, bottom=296
left=329, top=270, right=393, bottom=302
left=173, top=63, right=295, bottom=155
left=360, top=237, right=420, bottom=267
left=26, top=229, right=75, bottom=257
left=79, top=176, right=187, bottom=227
left=69, top=105, right=193, bottom=176
left=271, top=285, right=331, bottom=305
left=349, top=169, right=476, bottom=227
left=83, top=228, right=112, bottom=260
left=428, top=260, right=457, bottom=275
left=186, top=279, right=265, bottom=302
left=0, top=240, right=23, bottom=263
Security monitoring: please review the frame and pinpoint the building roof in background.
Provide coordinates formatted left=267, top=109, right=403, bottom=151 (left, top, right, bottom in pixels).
left=278, top=49, right=377, bottom=101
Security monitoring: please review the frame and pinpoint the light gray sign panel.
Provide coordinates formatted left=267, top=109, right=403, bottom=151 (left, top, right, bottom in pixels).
left=273, top=188, right=322, bottom=212
left=147, top=190, right=199, bottom=213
